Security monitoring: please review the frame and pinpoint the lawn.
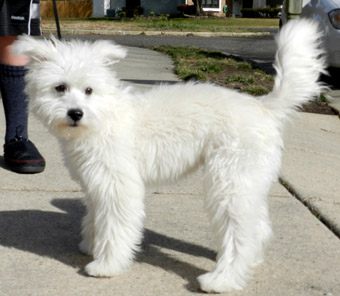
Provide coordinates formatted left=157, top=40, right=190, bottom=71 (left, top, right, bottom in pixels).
left=132, top=17, right=279, bottom=32
left=41, top=17, right=279, bottom=33
left=153, top=46, right=274, bottom=96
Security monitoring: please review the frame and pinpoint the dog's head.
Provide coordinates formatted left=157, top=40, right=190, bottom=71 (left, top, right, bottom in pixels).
left=12, top=35, right=127, bottom=140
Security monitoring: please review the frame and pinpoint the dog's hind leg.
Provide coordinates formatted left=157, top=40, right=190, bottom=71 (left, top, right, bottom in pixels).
left=198, top=148, right=275, bottom=293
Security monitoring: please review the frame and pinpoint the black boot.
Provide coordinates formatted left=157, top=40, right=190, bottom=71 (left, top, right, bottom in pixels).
left=3, top=126, right=45, bottom=174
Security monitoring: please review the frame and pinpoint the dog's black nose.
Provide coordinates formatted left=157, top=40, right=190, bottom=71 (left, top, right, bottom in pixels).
left=67, top=108, right=84, bottom=122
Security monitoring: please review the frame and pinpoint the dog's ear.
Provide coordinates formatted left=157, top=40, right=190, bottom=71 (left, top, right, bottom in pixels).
left=92, top=40, right=128, bottom=65
left=12, top=36, right=127, bottom=66
left=12, top=35, right=56, bottom=63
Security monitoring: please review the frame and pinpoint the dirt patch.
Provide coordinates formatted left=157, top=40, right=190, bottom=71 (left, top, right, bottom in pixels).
left=301, top=101, right=337, bottom=115
left=210, top=66, right=274, bottom=96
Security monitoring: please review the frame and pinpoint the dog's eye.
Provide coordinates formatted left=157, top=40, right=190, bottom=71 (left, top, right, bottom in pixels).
left=85, top=87, right=93, bottom=95
left=55, top=84, right=67, bottom=93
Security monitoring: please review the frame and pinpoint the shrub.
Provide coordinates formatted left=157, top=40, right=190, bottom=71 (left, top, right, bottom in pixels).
left=121, top=5, right=144, bottom=18
left=118, top=11, right=127, bottom=18
left=241, top=8, right=281, bottom=18
left=177, top=4, right=196, bottom=15
left=133, top=6, right=144, bottom=17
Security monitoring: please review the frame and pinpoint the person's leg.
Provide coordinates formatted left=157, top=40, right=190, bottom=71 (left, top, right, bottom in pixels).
left=0, top=36, right=28, bottom=65
left=0, top=0, right=45, bottom=174
left=0, top=36, right=45, bottom=174
left=0, top=36, right=29, bottom=142
left=0, top=37, right=45, bottom=174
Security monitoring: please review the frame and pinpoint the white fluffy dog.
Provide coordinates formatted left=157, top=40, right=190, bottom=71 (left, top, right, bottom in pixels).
left=13, top=19, right=325, bottom=293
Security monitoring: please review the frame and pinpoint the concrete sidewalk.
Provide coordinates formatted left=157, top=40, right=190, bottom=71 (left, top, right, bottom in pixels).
left=0, top=47, right=340, bottom=296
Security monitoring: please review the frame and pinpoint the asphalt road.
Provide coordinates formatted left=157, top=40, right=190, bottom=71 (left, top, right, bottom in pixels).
left=66, top=34, right=278, bottom=74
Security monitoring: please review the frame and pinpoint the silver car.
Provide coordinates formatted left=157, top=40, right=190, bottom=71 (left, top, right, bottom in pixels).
left=281, top=0, right=340, bottom=68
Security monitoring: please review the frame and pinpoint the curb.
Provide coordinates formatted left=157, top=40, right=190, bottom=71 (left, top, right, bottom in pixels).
left=42, top=29, right=272, bottom=38
left=326, top=90, right=340, bottom=114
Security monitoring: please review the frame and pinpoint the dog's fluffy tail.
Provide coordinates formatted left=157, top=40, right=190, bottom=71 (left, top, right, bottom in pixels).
left=260, top=19, right=327, bottom=122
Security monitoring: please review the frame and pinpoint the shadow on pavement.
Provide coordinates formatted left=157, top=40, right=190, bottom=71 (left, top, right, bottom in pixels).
left=0, top=197, right=216, bottom=291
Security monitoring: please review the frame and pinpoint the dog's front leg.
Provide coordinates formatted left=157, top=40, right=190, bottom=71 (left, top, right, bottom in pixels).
left=83, top=164, right=145, bottom=277
left=79, top=194, right=95, bottom=255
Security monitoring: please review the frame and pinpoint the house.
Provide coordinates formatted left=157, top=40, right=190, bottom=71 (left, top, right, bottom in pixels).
left=186, top=0, right=269, bottom=17
left=232, top=0, right=266, bottom=16
left=93, top=0, right=282, bottom=18
left=94, top=0, right=184, bottom=17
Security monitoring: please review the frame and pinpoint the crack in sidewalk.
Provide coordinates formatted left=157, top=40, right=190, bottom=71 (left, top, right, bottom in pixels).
left=279, top=177, right=340, bottom=240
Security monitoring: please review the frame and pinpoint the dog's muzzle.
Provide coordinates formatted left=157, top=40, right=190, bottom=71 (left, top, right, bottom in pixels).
left=67, top=108, right=84, bottom=126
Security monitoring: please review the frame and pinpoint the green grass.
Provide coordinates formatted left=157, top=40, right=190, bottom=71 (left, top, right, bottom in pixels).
left=153, top=46, right=274, bottom=95
left=225, top=74, right=255, bottom=84
left=244, top=85, right=270, bottom=96
left=123, top=17, right=279, bottom=32
left=153, top=46, right=225, bottom=81
left=42, top=17, right=279, bottom=33
left=129, top=17, right=278, bottom=32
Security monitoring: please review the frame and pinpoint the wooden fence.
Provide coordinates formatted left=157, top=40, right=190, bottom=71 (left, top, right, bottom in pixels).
left=41, top=0, right=92, bottom=18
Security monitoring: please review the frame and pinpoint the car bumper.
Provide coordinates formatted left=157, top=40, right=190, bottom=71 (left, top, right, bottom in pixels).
left=325, top=24, right=340, bottom=68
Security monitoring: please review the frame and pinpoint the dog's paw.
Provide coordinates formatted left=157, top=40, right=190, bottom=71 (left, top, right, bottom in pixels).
left=85, top=260, right=126, bottom=278
left=251, top=256, right=264, bottom=267
left=197, top=271, right=245, bottom=293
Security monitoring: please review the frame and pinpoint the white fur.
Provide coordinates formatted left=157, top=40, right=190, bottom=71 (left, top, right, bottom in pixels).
left=12, top=19, right=326, bottom=293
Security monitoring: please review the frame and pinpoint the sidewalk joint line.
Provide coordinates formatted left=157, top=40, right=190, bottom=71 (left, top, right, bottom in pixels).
left=0, top=188, right=82, bottom=193
left=149, top=191, right=200, bottom=196
left=279, top=177, right=340, bottom=240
